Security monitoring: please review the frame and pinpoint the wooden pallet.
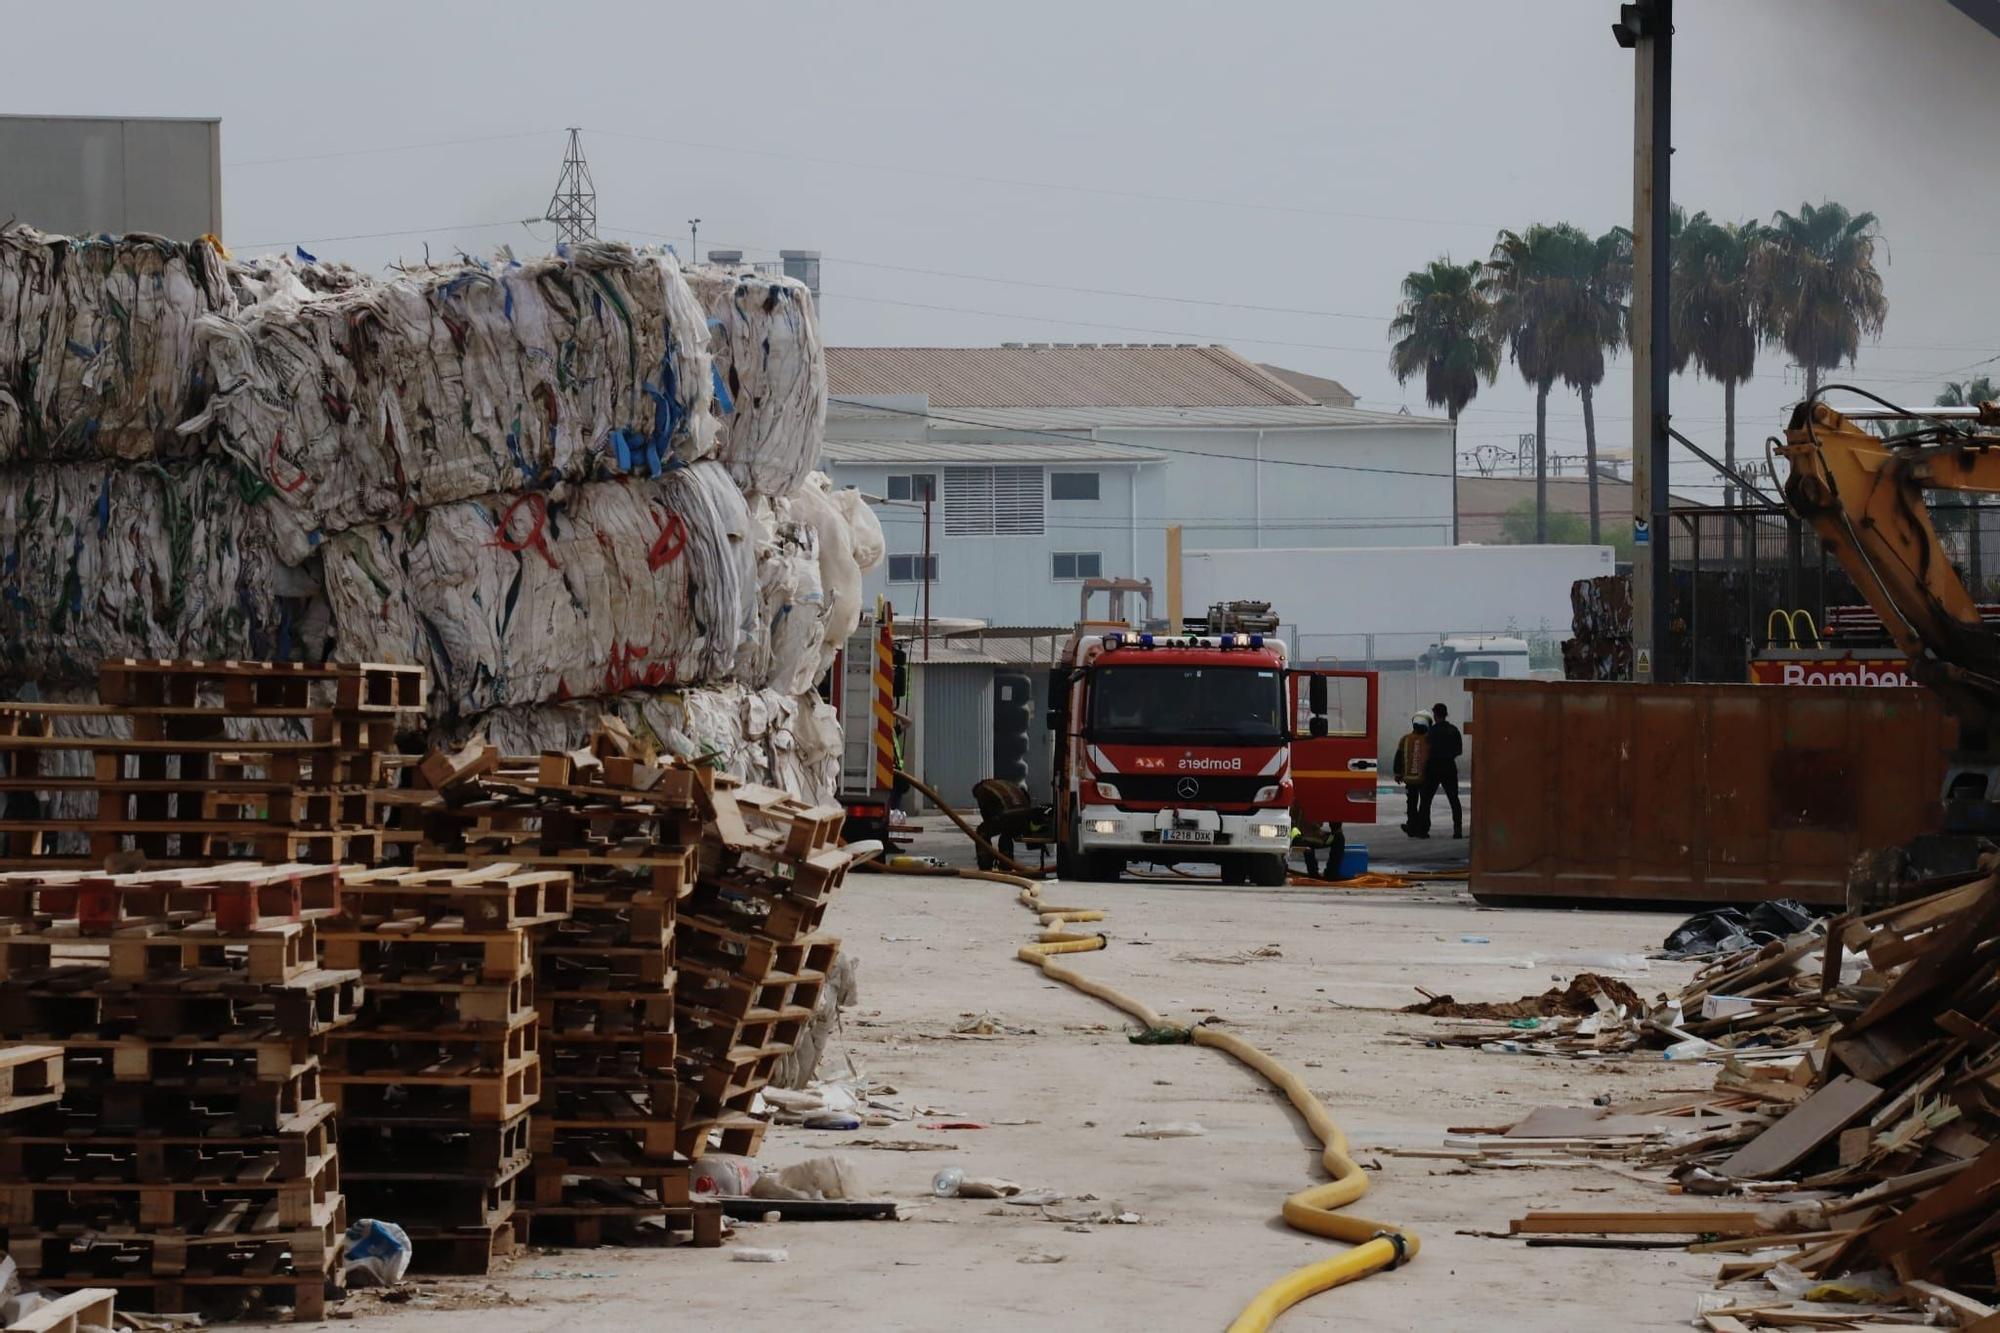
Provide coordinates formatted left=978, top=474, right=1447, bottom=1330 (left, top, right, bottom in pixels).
left=0, top=862, right=341, bottom=932
left=520, top=1191, right=723, bottom=1249
left=0, top=1098, right=335, bottom=1179
left=339, top=864, right=572, bottom=929
left=338, top=1111, right=530, bottom=1176
left=399, top=1214, right=524, bottom=1276
left=0, top=1045, right=61, bottom=1117
left=0, top=965, right=360, bottom=1041
left=678, top=1003, right=811, bottom=1062
left=321, top=926, right=534, bottom=983
left=530, top=1156, right=689, bottom=1208
left=103, top=920, right=317, bottom=984
left=24, top=1244, right=339, bottom=1321
left=356, top=972, right=534, bottom=1027
left=326, top=1056, right=540, bottom=1123
left=4, top=1192, right=344, bottom=1278
left=325, top=1019, right=536, bottom=1078
left=344, top=1153, right=526, bottom=1230
left=676, top=954, right=827, bottom=1023
left=0, top=1147, right=337, bottom=1229
left=97, top=657, right=427, bottom=715
left=51, top=1032, right=320, bottom=1086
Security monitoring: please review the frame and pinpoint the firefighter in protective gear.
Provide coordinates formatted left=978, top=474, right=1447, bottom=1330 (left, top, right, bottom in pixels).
left=1393, top=713, right=1431, bottom=838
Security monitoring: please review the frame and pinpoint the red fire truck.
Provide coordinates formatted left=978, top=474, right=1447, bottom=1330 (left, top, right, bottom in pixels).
left=1049, top=581, right=1377, bottom=884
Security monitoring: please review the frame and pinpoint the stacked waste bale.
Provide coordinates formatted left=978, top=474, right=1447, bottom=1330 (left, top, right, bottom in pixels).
left=0, top=228, right=876, bottom=807
left=1564, top=574, right=1634, bottom=681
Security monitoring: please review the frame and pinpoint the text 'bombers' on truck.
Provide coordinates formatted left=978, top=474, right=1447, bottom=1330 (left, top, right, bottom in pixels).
left=1048, top=579, right=1377, bottom=884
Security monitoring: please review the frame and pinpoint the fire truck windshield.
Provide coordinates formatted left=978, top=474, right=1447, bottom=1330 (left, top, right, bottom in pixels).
left=1087, top=666, right=1284, bottom=743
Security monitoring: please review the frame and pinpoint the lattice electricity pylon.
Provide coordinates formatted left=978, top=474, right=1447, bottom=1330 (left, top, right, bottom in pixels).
left=545, top=128, right=597, bottom=244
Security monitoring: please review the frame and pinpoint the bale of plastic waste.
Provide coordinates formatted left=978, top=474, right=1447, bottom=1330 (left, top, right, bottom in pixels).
left=735, top=490, right=825, bottom=695
left=0, top=224, right=233, bottom=462
left=321, top=461, right=754, bottom=722
left=688, top=267, right=824, bottom=498
left=0, top=460, right=323, bottom=684
left=188, top=241, right=717, bottom=562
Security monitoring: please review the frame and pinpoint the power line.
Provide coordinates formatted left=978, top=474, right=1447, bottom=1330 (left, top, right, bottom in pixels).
left=234, top=219, right=543, bottom=251
left=822, top=291, right=1389, bottom=356
left=585, top=127, right=1500, bottom=231
left=226, top=129, right=563, bottom=169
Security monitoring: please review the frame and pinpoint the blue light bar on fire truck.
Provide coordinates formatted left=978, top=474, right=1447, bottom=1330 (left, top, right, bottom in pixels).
left=1101, top=632, right=1265, bottom=650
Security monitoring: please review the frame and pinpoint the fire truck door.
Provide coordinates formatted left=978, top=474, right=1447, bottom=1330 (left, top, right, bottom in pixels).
left=1286, top=669, right=1378, bottom=825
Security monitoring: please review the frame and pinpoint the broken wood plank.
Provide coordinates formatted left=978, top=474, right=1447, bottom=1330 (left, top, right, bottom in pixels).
left=1717, top=1075, right=1883, bottom=1180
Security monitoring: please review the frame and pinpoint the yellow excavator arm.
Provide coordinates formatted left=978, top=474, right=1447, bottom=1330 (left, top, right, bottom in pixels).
left=1778, top=400, right=2000, bottom=721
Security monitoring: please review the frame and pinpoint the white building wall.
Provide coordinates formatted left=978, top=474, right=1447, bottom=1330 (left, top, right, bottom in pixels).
left=823, top=419, right=1456, bottom=629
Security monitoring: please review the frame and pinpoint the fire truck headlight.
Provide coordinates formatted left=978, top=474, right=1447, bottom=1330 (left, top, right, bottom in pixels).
left=1094, top=781, right=1120, bottom=801
left=1252, top=784, right=1280, bottom=803
left=1089, top=820, right=1118, bottom=835
left=1255, top=823, right=1284, bottom=840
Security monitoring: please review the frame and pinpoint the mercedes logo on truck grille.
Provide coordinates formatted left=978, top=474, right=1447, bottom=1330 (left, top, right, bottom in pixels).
left=1175, top=777, right=1200, bottom=799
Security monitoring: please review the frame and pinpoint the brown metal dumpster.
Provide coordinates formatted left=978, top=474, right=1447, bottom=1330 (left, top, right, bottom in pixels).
left=1466, top=680, right=1947, bottom=906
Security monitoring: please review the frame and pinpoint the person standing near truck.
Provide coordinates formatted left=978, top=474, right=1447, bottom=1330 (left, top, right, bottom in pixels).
left=1393, top=713, right=1431, bottom=837
left=1423, top=702, right=1464, bottom=839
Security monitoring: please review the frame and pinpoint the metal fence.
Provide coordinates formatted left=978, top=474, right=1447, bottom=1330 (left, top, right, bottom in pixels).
left=1667, top=500, right=2000, bottom=680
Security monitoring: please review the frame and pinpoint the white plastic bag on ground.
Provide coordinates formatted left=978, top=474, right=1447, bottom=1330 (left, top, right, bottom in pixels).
left=342, top=1218, right=412, bottom=1287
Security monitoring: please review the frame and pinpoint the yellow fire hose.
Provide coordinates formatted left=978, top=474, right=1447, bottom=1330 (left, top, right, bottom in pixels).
left=889, top=770, right=1420, bottom=1329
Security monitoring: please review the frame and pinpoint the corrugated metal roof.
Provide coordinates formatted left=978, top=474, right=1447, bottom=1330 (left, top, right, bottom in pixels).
left=826, top=345, right=1316, bottom=408
left=821, top=439, right=1162, bottom=465
left=1257, top=363, right=1357, bottom=407
left=916, top=404, right=1450, bottom=430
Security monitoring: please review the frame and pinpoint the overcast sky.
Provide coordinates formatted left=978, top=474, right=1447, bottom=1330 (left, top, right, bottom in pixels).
left=11, top=0, right=1997, bottom=505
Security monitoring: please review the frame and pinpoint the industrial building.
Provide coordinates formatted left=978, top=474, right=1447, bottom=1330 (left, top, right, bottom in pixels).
left=821, top=344, right=1457, bottom=629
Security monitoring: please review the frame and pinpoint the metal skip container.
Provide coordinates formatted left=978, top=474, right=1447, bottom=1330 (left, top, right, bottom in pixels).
left=1466, top=680, right=1947, bottom=906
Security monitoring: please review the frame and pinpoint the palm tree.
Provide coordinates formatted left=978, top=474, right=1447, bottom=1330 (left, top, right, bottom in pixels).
left=1387, top=259, right=1499, bottom=421
left=1669, top=213, right=1767, bottom=520
left=1555, top=228, right=1631, bottom=544
left=1757, top=202, right=1888, bottom=398
left=1481, top=223, right=1625, bottom=543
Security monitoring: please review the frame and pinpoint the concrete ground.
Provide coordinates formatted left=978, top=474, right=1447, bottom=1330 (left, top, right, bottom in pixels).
left=343, top=809, right=1721, bottom=1333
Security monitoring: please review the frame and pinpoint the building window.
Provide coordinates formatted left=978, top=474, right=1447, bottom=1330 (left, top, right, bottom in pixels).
left=943, top=465, right=1044, bottom=536
left=1050, top=471, right=1099, bottom=501
left=888, top=553, right=939, bottom=583
left=1051, top=551, right=1104, bottom=581
left=886, top=473, right=936, bottom=502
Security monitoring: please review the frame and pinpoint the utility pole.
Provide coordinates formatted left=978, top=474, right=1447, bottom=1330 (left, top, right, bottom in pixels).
left=1616, top=1, right=1673, bottom=682
left=544, top=128, right=598, bottom=244
left=921, top=493, right=934, bottom=662
left=688, top=218, right=701, bottom=263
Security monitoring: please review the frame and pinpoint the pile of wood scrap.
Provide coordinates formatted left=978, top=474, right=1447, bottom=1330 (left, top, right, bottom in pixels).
left=1481, top=873, right=2000, bottom=1327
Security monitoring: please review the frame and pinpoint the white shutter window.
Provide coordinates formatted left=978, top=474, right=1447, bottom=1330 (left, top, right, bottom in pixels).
left=943, top=467, right=993, bottom=536
left=992, top=466, right=1045, bottom=535
left=943, top=466, right=1045, bottom=536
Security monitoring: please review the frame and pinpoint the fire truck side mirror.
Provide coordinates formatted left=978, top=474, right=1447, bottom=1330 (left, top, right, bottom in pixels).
left=892, top=648, right=909, bottom=699
left=1307, top=673, right=1329, bottom=717
left=1310, top=716, right=1328, bottom=738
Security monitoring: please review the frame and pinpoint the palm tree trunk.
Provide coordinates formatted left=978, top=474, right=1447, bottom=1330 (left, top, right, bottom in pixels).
left=1723, top=378, right=1738, bottom=564
left=1580, top=382, right=1601, bottom=545
left=1806, top=364, right=1820, bottom=399
left=1535, top=381, right=1549, bottom=544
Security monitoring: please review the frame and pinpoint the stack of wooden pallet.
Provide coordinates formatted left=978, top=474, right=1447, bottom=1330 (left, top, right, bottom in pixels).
left=404, top=736, right=724, bottom=1247
left=0, top=862, right=358, bottom=1321
left=320, top=862, right=570, bottom=1274
left=0, top=658, right=424, bottom=869
left=677, top=781, right=848, bottom=1159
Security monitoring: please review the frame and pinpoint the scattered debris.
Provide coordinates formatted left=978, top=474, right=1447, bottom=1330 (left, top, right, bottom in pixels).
left=1404, top=973, right=1643, bottom=1021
